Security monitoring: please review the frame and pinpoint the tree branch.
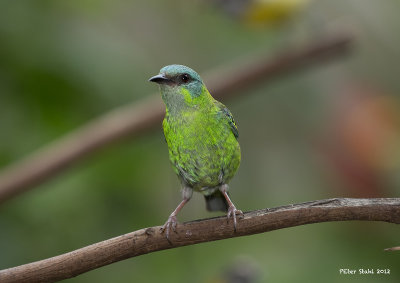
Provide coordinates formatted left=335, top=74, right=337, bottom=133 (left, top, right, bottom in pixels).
left=384, top=246, right=400, bottom=251
left=1, top=198, right=399, bottom=283
left=0, top=34, right=353, bottom=204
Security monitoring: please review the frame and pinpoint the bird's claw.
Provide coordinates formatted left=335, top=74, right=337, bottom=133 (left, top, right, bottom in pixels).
left=160, top=215, right=178, bottom=240
left=227, top=205, right=244, bottom=231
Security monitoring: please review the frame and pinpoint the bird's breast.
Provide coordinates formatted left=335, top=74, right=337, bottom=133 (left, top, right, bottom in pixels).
left=163, top=112, right=240, bottom=188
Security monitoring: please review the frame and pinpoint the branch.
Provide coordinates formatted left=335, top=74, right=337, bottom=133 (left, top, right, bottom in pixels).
left=1, top=198, right=399, bottom=283
left=0, top=34, right=353, bottom=204
left=384, top=246, right=400, bottom=251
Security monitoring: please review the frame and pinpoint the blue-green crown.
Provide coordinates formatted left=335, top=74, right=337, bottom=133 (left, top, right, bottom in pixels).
left=160, top=64, right=203, bottom=83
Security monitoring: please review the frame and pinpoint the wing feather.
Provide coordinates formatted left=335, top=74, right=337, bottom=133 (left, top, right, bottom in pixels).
left=215, top=101, right=239, bottom=139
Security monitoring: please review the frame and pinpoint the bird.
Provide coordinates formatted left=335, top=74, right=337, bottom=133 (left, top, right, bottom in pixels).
left=149, top=64, right=242, bottom=239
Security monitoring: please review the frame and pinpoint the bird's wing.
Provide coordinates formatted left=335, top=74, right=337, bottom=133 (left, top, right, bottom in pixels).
left=215, top=101, right=239, bottom=139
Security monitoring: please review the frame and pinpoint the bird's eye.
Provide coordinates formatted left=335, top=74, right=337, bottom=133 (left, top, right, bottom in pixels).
left=180, top=74, right=190, bottom=83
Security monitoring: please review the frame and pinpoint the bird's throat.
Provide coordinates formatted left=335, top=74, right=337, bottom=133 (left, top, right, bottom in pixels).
left=160, top=85, right=215, bottom=118
left=161, top=88, right=191, bottom=116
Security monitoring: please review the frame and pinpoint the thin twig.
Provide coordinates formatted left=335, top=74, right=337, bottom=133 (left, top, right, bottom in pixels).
left=384, top=246, right=400, bottom=251
left=0, top=34, right=353, bottom=204
left=0, top=198, right=398, bottom=283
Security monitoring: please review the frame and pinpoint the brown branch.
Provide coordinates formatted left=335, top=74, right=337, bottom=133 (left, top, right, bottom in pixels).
left=384, top=246, right=400, bottom=251
left=0, top=34, right=353, bottom=204
left=0, top=198, right=399, bottom=283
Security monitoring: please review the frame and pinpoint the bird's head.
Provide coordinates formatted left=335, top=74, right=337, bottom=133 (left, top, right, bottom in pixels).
left=149, top=65, right=210, bottom=112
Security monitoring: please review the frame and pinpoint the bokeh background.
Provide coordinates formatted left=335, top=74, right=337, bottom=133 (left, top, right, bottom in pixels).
left=1, top=0, right=399, bottom=282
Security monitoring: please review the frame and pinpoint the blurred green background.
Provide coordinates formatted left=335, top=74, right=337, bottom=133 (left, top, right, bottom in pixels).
left=1, top=0, right=399, bottom=282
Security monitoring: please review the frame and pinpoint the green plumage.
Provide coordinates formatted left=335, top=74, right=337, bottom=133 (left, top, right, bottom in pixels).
left=163, top=94, right=240, bottom=193
left=150, top=64, right=241, bottom=232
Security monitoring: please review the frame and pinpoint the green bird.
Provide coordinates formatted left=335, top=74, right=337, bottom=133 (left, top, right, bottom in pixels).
left=149, top=64, right=242, bottom=239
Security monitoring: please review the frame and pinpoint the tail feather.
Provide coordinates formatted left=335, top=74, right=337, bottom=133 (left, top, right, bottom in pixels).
left=205, top=190, right=229, bottom=212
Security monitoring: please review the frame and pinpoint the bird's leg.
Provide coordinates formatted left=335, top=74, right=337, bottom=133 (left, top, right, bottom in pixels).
left=220, top=184, right=243, bottom=231
left=160, top=186, right=192, bottom=240
left=160, top=199, right=187, bottom=239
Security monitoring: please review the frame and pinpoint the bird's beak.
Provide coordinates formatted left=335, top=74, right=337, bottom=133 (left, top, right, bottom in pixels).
left=148, top=73, right=172, bottom=84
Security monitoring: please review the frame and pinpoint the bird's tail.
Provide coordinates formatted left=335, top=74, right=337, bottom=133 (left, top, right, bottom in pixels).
left=204, top=190, right=229, bottom=212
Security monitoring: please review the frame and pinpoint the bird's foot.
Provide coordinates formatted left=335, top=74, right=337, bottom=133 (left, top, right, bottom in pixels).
left=227, top=205, right=244, bottom=231
left=160, top=215, right=178, bottom=240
